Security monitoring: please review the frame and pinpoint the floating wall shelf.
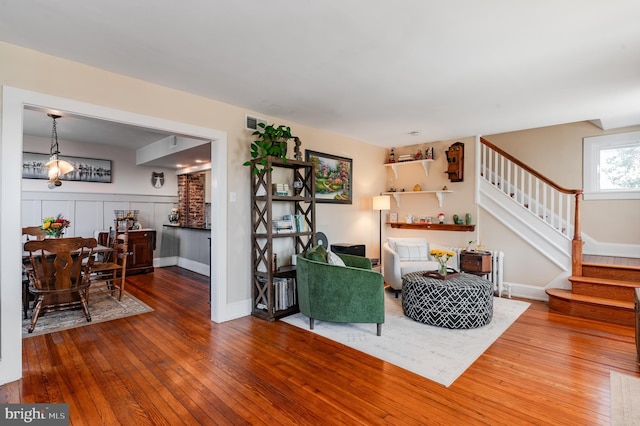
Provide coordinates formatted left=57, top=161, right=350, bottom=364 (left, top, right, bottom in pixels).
left=383, top=159, right=435, bottom=179
left=382, top=190, right=453, bottom=208
left=387, top=222, right=475, bottom=232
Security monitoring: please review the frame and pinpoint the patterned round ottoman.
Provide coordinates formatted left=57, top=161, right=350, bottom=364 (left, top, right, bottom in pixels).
left=402, top=271, right=493, bottom=329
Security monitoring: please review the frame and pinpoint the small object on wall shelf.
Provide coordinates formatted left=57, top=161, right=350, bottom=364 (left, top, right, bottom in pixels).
left=383, top=158, right=435, bottom=179
left=382, top=189, right=453, bottom=208
left=445, top=142, right=464, bottom=182
left=386, top=222, right=475, bottom=232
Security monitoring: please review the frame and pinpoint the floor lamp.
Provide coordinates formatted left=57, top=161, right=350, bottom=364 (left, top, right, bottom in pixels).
left=372, top=195, right=391, bottom=264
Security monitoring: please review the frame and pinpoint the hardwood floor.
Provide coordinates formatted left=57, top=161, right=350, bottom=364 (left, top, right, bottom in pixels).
left=2, top=266, right=638, bottom=425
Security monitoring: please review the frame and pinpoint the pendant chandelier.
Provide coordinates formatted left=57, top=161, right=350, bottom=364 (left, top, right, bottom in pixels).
left=45, top=113, right=74, bottom=189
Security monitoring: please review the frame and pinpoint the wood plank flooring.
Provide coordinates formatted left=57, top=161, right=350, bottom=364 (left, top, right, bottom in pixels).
left=2, top=266, right=639, bottom=425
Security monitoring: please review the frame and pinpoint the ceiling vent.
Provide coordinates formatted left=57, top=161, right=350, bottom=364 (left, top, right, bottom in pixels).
left=245, top=115, right=268, bottom=131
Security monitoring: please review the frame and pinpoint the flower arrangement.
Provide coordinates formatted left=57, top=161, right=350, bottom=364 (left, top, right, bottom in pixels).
left=430, top=249, right=455, bottom=276
left=41, top=214, right=70, bottom=238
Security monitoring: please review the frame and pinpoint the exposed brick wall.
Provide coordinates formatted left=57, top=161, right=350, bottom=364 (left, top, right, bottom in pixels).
left=177, top=173, right=205, bottom=228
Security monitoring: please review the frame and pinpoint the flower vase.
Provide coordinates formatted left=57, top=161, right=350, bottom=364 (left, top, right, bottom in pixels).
left=438, top=262, right=447, bottom=276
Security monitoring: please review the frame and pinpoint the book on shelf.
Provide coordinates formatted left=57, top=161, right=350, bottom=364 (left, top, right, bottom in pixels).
left=272, top=183, right=290, bottom=196
left=273, top=277, right=296, bottom=311
left=273, top=218, right=294, bottom=233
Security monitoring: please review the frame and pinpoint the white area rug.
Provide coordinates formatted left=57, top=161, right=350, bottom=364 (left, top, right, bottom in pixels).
left=282, top=291, right=530, bottom=387
left=610, top=370, right=640, bottom=426
left=23, top=282, right=153, bottom=337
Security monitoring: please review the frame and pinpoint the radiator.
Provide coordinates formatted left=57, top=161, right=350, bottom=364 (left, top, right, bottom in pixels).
left=448, top=248, right=508, bottom=298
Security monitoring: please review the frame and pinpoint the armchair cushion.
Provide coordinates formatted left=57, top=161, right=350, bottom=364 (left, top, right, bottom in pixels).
left=327, top=250, right=346, bottom=266
left=394, top=241, right=429, bottom=261
left=305, top=244, right=328, bottom=263
left=384, top=238, right=440, bottom=292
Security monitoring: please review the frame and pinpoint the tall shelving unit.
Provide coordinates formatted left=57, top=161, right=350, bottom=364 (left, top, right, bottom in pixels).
left=250, top=156, right=316, bottom=321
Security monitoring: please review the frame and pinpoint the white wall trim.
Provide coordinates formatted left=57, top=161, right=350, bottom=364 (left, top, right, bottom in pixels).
left=176, top=258, right=210, bottom=277
left=1, top=85, right=228, bottom=386
left=22, top=191, right=179, bottom=203
left=155, top=256, right=179, bottom=268
left=509, top=282, right=550, bottom=302
left=225, top=298, right=253, bottom=322
left=583, top=238, right=640, bottom=258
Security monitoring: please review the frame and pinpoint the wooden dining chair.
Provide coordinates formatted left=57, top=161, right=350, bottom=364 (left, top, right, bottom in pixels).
left=24, top=237, right=97, bottom=333
left=22, top=226, right=46, bottom=319
left=22, top=226, right=46, bottom=241
left=90, top=232, right=128, bottom=301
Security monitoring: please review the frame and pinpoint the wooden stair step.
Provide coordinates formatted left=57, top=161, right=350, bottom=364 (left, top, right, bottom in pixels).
left=569, top=275, right=640, bottom=288
left=569, top=275, right=640, bottom=301
left=582, top=262, right=640, bottom=281
left=546, top=288, right=634, bottom=326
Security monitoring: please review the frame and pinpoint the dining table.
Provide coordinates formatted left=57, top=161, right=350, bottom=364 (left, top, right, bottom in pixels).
left=22, top=243, right=113, bottom=260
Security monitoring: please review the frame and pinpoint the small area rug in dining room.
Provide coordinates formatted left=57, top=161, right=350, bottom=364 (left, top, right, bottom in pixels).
left=22, top=283, right=153, bottom=337
left=282, top=291, right=530, bottom=387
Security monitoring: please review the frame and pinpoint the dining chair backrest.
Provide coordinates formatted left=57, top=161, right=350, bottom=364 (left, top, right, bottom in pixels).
left=24, top=237, right=97, bottom=292
left=113, top=232, right=129, bottom=268
left=22, top=226, right=46, bottom=241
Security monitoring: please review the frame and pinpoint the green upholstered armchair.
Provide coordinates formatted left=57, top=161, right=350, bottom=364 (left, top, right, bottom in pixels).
left=296, top=247, right=385, bottom=336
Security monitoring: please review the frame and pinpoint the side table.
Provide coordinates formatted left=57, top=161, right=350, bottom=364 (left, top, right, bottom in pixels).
left=460, top=251, right=491, bottom=276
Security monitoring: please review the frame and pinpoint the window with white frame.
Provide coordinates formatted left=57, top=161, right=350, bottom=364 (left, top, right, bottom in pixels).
left=583, top=131, right=640, bottom=200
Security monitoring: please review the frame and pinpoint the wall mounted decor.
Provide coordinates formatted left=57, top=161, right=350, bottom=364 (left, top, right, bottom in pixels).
left=151, top=171, right=165, bottom=188
left=445, top=142, right=464, bottom=182
left=305, top=150, right=352, bottom=204
left=23, top=152, right=112, bottom=183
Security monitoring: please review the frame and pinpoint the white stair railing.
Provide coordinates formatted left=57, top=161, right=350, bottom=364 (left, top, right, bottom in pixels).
left=479, top=137, right=584, bottom=275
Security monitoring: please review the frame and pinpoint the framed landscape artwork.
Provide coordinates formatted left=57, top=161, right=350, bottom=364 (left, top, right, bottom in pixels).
left=305, top=150, right=352, bottom=204
left=22, top=152, right=112, bottom=183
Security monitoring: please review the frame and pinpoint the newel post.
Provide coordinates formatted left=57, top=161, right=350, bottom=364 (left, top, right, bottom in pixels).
left=571, top=191, right=583, bottom=276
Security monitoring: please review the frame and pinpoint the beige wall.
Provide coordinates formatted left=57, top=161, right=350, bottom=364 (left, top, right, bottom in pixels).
left=383, top=137, right=480, bottom=250
left=0, top=41, right=387, bottom=308
left=486, top=122, right=640, bottom=245
left=3, top=40, right=636, bottom=306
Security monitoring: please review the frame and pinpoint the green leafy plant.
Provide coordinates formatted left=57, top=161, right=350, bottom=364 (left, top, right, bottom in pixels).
left=243, top=123, right=295, bottom=174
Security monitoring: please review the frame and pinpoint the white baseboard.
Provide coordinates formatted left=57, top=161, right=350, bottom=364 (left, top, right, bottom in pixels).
left=583, top=240, right=640, bottom=258
left=155, top=256, right=178, bottom=268
left=154, top=256, right=209, bottom=276
left=222, top=299, right=252, bottom=321
left=177, top=258, right=210, bottom=276
left=506, top=282, right=550, bottom=302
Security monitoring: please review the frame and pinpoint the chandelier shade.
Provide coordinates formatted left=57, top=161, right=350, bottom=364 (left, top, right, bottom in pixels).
left=46, top=113, right=73, bottom=188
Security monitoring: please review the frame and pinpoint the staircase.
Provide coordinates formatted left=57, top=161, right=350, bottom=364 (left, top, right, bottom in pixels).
left=547, top=260, right=640, bottom=326
left=478, top=137, right=640, bottom=326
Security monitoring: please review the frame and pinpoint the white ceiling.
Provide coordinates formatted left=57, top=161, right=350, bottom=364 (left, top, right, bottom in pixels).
left=22, top=107, right=211, bottom=169
left=2, top=1, right=640, bottom=149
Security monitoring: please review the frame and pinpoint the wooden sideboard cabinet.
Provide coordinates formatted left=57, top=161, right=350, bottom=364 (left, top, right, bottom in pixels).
left=127, top=229, right=156, bottom=275
left=98, top=229, right=156, bottom=275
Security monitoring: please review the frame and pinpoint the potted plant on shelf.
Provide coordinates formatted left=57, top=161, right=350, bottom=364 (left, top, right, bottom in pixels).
left=243, top=123, right=298, bottom=174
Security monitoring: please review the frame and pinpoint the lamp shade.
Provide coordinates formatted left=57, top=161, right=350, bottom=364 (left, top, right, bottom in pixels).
left=372, top=195, right=391, bottom=211
left=45, top=157, right=74, bottom=179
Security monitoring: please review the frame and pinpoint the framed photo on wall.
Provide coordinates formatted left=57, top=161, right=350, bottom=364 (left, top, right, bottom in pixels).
left=22, top=152, right=112, bottom=183
left=305, top=150, right=352, bottom=204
